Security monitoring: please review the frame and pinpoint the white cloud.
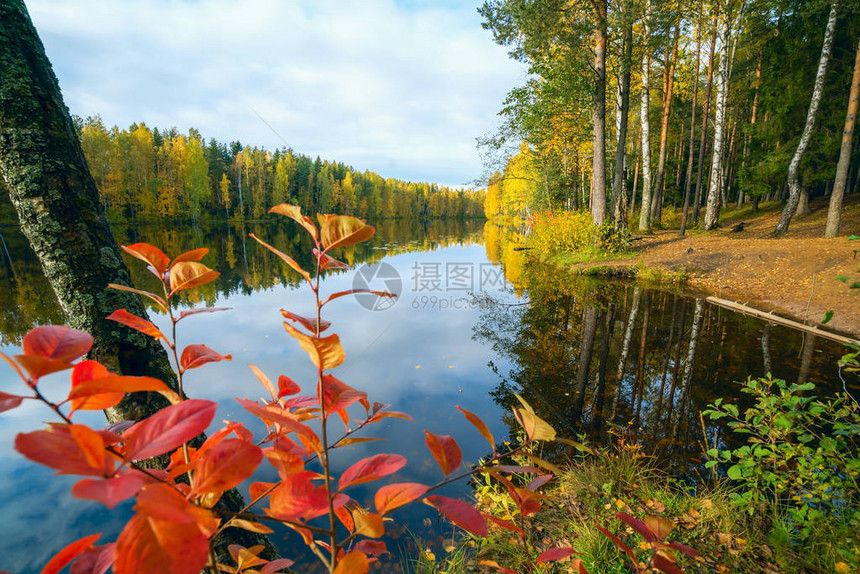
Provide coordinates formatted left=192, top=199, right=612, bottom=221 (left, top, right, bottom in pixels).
left=26, top=0, right=525, bottom=186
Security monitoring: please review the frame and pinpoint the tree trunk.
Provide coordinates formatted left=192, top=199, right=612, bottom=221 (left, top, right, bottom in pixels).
left=774, top=1, right=838, bottom=235
left=652, top=22, right=680, bottom=224
left=761, top=323, right=772, bottom=376
left=796, top=186, right=811, bottom=216
left=693, top=14, right=718, bottom=225
left=0, top=0, right=272, bottom=559
left=611, top=286, right=641, bottom=420
left=672, top=298, right=704, bottom=436
left=572, top=306, right=599, bottom=423
left=638, top=0, right=653, bottom=231
left=825, top=35, right=860, bottom=238
left=680, top=8, right=704, bottom=236
left=703, top=5, right=735, bottom=231
left=611, top=1, right=634, bottom=229
left=591, top=0, right=609, bottom=226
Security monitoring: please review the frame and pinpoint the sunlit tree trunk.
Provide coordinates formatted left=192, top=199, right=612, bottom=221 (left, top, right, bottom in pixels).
left=797, top=334, right=817, bottom=385
left=652, top=22, right=680, bottom=224
left=703, top=5, right=735, bottom=231
left=693, top=15, right=718, bottom=225
left=638, top=0, right=653, bottom=231
left=761, top=323, right=772, bottom=376
left=825, top=36, right=860, bottom=238
left=672, top=298, right=704, bottom=435
left=774, top=1, right=838, bottom=235
left=591, top=0, right=609, bottom=226
left=680, top=8, right=704, bottom=236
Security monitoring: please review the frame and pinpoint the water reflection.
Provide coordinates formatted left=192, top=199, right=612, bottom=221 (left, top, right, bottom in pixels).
left=474, top=257, right=850, bottom=477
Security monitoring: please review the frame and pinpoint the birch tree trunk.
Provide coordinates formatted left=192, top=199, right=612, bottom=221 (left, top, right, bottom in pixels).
left=774, top=1, right=839, bottom=235
left=611, top=286, right=641, bottom=420
left=591, top=0, right=609, bottom=226
left=693, top=15, right=718, bottom=224
left=703, top=6, right=734, bottom=230
left=638, top=0, right=654, bottom=231
left=825, top=35, right=860, bottom=238
left=572, top=306, right=600, bottom=423
left=672, top=298, right=705, bottom=435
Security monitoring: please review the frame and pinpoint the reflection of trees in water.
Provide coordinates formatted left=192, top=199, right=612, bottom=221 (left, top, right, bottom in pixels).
left=474, top=260, right=847, bottom=474
left=0, top=218, right=483, bottom=344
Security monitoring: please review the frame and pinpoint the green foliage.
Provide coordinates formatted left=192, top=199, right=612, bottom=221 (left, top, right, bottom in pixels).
left=703, top=376, right=860, bottom=543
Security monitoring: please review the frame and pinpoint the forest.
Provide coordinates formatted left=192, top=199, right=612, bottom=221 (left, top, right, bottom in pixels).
left=64, top=116, right=485, bottom=222
left=480, top=0, right=860, bottom=238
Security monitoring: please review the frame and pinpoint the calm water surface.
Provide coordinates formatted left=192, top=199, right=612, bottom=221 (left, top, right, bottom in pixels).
left=0, top=219, right=853, bottom=572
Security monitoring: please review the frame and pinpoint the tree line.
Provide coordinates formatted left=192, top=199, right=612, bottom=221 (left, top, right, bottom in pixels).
left=479, top=0, right=860, bottom=237
left=74, top=116, right=486, bottom=222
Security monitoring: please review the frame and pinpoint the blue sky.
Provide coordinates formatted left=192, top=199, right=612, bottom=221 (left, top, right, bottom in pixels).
left=27, top=0, right=525, bottom=187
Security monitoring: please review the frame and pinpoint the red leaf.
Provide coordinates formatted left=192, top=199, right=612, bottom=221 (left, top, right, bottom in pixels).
left=374, top=482, right=429, bottom=515
left=0, top=349, right=26, bottom=382
left=267, top=471, right=340, bottom=521
left=283, top=323, right=344, bottom=370
left=278, top=375, right=301, bottom=397
left=322, top=374, right=367, bottom=418
left=177, top=307, right=231, bottom=322
left=171, top=248, right=209, bottom=265
left=0, top=391, right=25, bottom=414
left=23, top=325, right=93, bottom=362
left=122, top=243, right=170, bottom=275
left=424, top=431, right=462, bottom=477
left=537, top=547, right=578, bottom=564
left=322, top=289, right=396, bottom=307
left=106, top=310, right=164, bottom=340
left=180, top=344, right=231, bottom=372
left=16, top=424, right=110, bottom=476
left=314, top=249, right=351, bottom=270
left=41, top=534, right=101, bottom=574
left=123, top=399, right=217, bottom=460
left=269, top=204, right=318, bottom=240
left=332, top=550, right=369, bottom=574
left=320, top=215, right=375, bottom=250
left=617, top=512, right=655, bottom=542
left=595, top=525, right=637, bottom=564
left=134, top=483, right=220, bottom=534
left=644, top=515, right=674, bottom=540
left=481, top=513, right=526, bottom=536
left=354, top=540, right=387, bottom=556
left=456, top=405, right=495, bottom=455
left=281, top=309, right=331, bottom=333
left=69, top=360, right=176, bottom=412
left=191, top=439, right=262, bottom=496
left=652, top=553, right=684, bottom=574
left=249, top=233, right=311, bottom=283
left=338, top=454, right=407, bottom=490
left=115, top=513, right=209, bottom=574
left=249, top=364, right=277, bottom=401
left=69, top=543, right=115, bottom=574
left=479, top=560, right=517, bottom=574
left=238, top=398, right=319, bottom=450
left=13, top=354, right=73, bottom=380
left=261, top=558, right=295, bottom=573
left=72, top=472, right=146, bottom=509
left=526, top=474, right=554, bottom=491
left=668, top=541, right=700, bottom=557
left=107, top=283, right=167, bottom=311
left=425, top=495, right=488, bottom=537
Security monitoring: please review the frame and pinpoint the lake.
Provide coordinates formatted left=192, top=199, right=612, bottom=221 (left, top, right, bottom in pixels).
left=0, top=219, right=852, bottom=572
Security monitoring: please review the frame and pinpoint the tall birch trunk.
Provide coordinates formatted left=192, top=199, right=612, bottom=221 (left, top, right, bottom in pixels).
left=611, top=286, right=641, bottom=420
left=703, top=4, right=738, bottom=230
left=591, top=0, right=609, bottom=226
left=774, top=1, right=838, bottom=235
left=693, top=15, right=718, bottom=224
left=825, top=35, right=860, bottom=238
left=638, top=0, right=654, bottom=231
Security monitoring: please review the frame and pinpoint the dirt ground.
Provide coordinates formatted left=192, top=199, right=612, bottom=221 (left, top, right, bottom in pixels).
left=579, top=196, right=860, bottom=336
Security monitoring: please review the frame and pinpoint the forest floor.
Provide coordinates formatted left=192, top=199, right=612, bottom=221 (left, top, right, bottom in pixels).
left=573, top=196, right=860, bottom=336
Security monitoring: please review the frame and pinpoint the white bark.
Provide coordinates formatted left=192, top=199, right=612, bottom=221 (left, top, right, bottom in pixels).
left=638, top=0, right=653, bottom=231
left=703, top=9, right=733, bottom=230
left=775, top=1, right=839, bottom=235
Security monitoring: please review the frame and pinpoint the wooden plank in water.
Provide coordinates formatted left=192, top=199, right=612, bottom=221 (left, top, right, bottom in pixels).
left=705, top=296, right=859, bottom=347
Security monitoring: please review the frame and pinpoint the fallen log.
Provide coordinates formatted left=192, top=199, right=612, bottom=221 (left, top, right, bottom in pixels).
left=705, top=296, right=859, bottom=347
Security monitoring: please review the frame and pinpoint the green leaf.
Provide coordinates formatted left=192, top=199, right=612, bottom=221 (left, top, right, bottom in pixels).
left=836, top=275, right=849, bottom=283
left=822, top=310, right=834, bottom=324
left=724, top=404, right=739, bottom=417
left=727, top=465, right=743, bottom=480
